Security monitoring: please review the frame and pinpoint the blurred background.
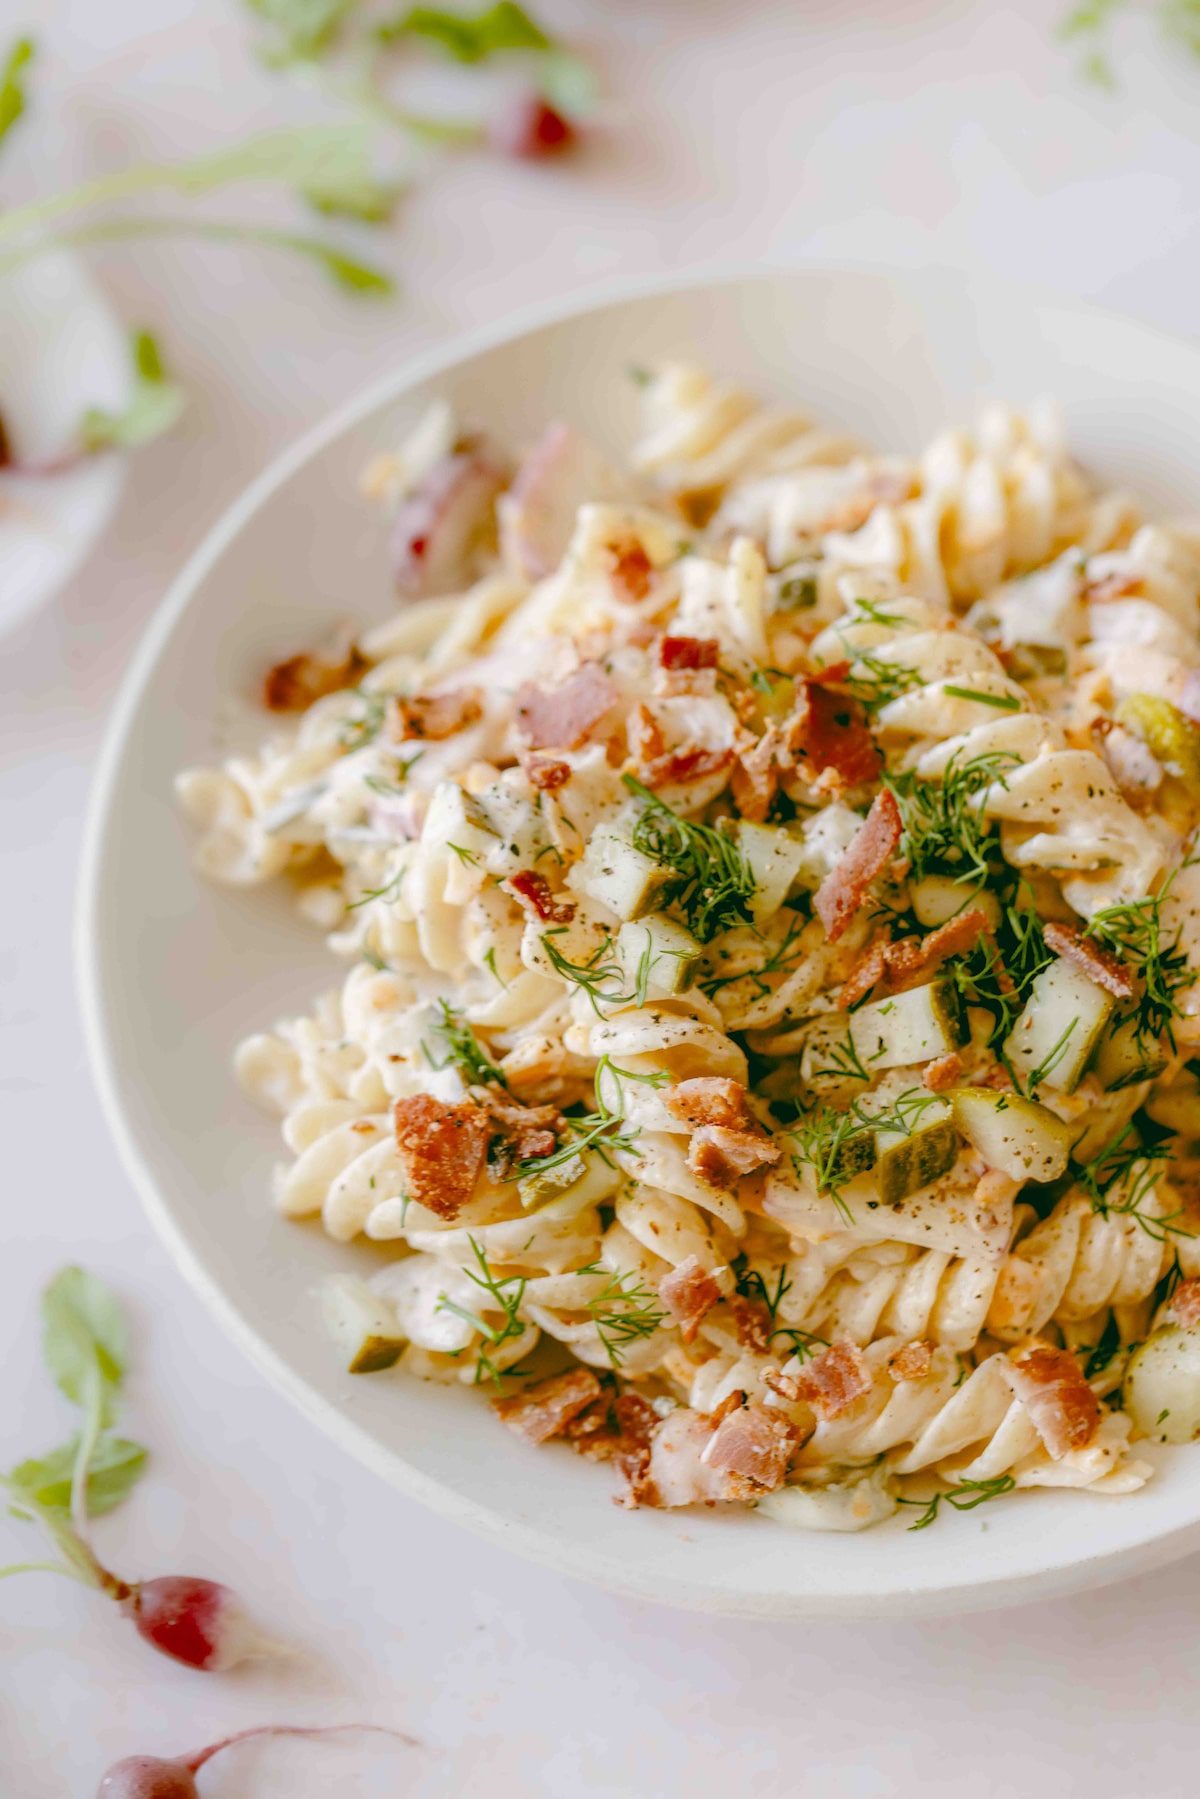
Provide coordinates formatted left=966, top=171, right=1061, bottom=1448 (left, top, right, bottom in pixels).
left=5, top=3, right=1200, bottom=1793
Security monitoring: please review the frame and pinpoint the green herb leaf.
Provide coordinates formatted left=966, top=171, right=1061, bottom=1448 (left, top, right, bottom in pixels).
left=424, top=999, right=507, bottom=1087
left=897, top=1473, right=1016, bottom=1530
left=78, top=329, right=186, bottom=454
left=883, top=749, right=1020, bottom=887
left=623, top=775, right=756, bottom=944
left=941, top=685, right=1022, bottom=712
left=41, top=1268, right=127, bottom=1413
left=7, top=1436, right=147, bottom=1518
left=382, top=1, right=550, bottom=61
left=0, top=36, right=34, bottom=151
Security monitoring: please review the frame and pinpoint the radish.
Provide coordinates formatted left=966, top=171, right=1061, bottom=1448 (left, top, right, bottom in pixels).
left=97, top=1725, right=415, bottom=1797
left=487, top=92, right=575, bottom=159
left=391, top=438, right=508, bottom=597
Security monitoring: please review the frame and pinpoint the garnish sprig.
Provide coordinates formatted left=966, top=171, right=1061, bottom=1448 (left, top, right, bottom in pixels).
left=883, top=749, right=1021, bottom=886
left=896, top=1474, right=1016, bottom=1530
left=622, top=775, right=756, bottom=944
left=422, top=1000, right=507, bottom=1087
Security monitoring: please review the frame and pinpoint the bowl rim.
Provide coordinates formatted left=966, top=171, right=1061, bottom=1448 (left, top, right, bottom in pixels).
left=76, top=259, right=1200, bottom=1619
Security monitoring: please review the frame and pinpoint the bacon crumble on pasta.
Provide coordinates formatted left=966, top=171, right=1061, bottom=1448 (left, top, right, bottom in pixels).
left=178, top=362, right=1200, bottom=1529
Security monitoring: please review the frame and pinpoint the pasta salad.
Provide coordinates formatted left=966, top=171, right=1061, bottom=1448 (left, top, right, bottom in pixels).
left=177, top=362, right=1200, bottom=1531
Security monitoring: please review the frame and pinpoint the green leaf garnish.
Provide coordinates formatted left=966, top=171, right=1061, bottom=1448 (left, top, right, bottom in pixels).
left=0, top=36, right=34, bottom=152
left=622, top=775, right=756, bottom=944
left=897, top=1474, right=1016, bottom=1530
left=41, top=1267, right=127, bottom=1412
left=7, top=1437, right=148, bottom=1518
left=381, top=1, right=550, bottom=61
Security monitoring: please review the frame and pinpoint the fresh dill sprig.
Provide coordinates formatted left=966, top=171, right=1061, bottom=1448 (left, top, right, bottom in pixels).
left=539, top=928, right=625, bottom=1015
left=1083, top=1312, right=1123, bottom=1379
left=338, top=689, right=388, bottom=750
left=436, top=1236, right=529, bottom=1388
left=897, top=1474, right=1016, bottom=1530
left=574, top=1264, right=666, bottom=1365
left=1083, top=878, right=1196, bottom=1048
left=732, top=1255, right=792, bottom=1321
left=423, top=999, right=507, bottom=1087
left=1074, top=1122, right=1192, bottom=1244
left=847, top=597, right=908, bottom=629
left=810, top=1033, right=873, bottom=1085
left=622, top=775, right=756, bottom=943
left=883, top=749, right=1020, bottom=886
left=841, top=655, right=923, bottom=719
left=347, top=864, right=406, bottom=909
left=509, top=1056, right=652, bottom=1179
left=482, top=946, right=508, bottom=989
left=1025, top=1018, right=1079, bottom=1094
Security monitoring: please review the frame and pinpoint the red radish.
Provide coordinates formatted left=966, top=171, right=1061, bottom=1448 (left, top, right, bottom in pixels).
left=487, top=92, right=575, bottom=159
left=391, top=439, right=508, bottom=598
left=122, top=1575, right=274, bottom=1672
left=97, top=1725, right=415, bottom=1798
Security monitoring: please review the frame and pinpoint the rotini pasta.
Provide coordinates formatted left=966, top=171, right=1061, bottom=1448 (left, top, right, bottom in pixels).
left=179, top=363, right=1200, bottom=1531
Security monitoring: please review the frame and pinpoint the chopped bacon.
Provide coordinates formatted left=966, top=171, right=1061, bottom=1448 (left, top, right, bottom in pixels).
left=609, top=540, right=654, bottom=602
left=727, top=1294, right=772, bottom=1354
left=814, top=788, right=903, bottom=941
left=391, top=440, right=507, bottom=599
left=688, top=1128, right=781, bottom=1190
left=492, top=1368, right=602, bottom=1445
left=514, top=662, right=617, bottom=750
left=701, top=1400, right=800, bottom=1493
left=1043, top=920, right=1135, bottom=1001
left=665, top=1077, right=756, bottom=1132
left=792, top=680, right=882, bottom=787
left=523, top=754, right=571, bottom=792
left=1008, top=1342, right=1100, bottom=1456
left=482, top=1095, right=564, bottom=1164
left=731, top=723, right=783, bottom=823
left=888, top=1339, right=934, bottom=1383
left=639, top=744, right=735, bottom=792
left=807, top=659, right=852, bottom=687
left=262, top=644, right=366, bottom=712
left=923, top=1052, right=964, bottom=1094
left=659, top=634, right=720, bottom=672
left=391, top=685, right=483, bottom=742
left=507, top=869, right=576, bottom=923
left=392, top=1094, right=490, bottom=1220
left=658, top=1256, right=723, bottom=1344
left=841, top=910, right=995, bottom=1006
left=1168, top=1278, right=1200, bottom=1329
left=792, top=1340, right=872, bottom=1421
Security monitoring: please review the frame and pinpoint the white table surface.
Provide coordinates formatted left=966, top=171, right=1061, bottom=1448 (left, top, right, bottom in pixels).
left=7, top=3, right=1200, bottom=1793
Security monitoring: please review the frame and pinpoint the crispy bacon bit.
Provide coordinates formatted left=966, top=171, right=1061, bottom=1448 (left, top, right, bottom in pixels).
left=688, top=1129, right=781, bottom=1190
left=507, top=869, right=576, bottom=923
left=888, top=1340, right=934, bottom=1383
left=514, top=662, right=617, bottom=750
left=814, top=788, right=903, bottom=941
left=659, top=634, right=720, bottom=672
left=391, top=685, right=483, bottom=742
left=640, top=744, right=735, bottom=792
left=482, top=1095, right=564, bottom=1164
left=840, top=939, right=890, bottom=1008
left=523, top=755, right=571, bottom=792
left=262, top=644, right=366, bottom=712
left=793, top=680, right=882, bottom=787
left=392, top=1094, right=490, bottom=1220
left=727, top=1294, right=772, bottom=1354
left=658, top=1256, right=723, bottom=1344
left=1168, top=1278, right=1200, bottom=1329
left=841, top=911, right=996, bottom=1006
left=492, top=1368, right=602, bottom=1445
left=807, top=659, right=852, bottom=687
left=1043, top=920, right=1135, bottom=1001
left=1008, top=1342, right=1100, bottom=1456
left=923, top=1052, right=964, bottom=1094
left=609, top=540, right=654, bottom=602
left=665, top=1077, right=756, bottom=1131
left=731, top=723, right=783, bottom=823
left=793, top=1340, right=872, bottom=1421
left=701, top=1400, right=800, bottom=1493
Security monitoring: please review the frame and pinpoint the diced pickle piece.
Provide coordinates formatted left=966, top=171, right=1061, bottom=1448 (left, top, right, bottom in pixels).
left=910, top=874, right=1001, bottom=931
left=1091, top=1015, right=1169, bottom=1093
left=322, top=1275, right=407, bottom=1374
left=849, top=978, right=967, bottom=1070
left=572, top=823, right=669, bottom=921
left=615, top=914, right=700, bottom=996
left=736, top=821, right=809, bottom=924
left=873, top=1103, right=958, bottom=1204
left=1003, top=956, right=1114, bottom=1094
left=950, top=1088, right=1073, bottom=1183
left=1116, top=693, right=1200, bottom=792
left=1124, top=1326, right=1200, bottom=1443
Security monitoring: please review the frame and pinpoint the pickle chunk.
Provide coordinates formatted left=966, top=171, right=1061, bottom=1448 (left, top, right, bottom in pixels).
left=1116, top=693, right=1200, bottom=794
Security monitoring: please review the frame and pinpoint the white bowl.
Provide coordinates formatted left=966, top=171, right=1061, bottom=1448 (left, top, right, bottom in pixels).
left=79, top=265, right=1200, bottom=1618
left=0, top=251, right=130, bottom=635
